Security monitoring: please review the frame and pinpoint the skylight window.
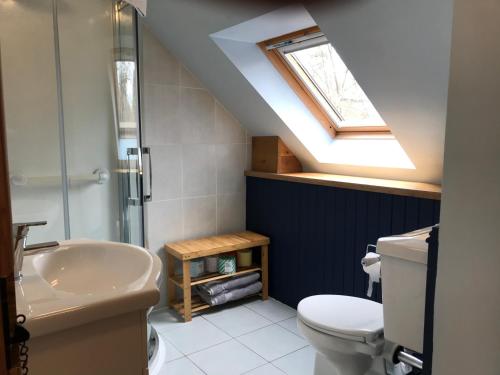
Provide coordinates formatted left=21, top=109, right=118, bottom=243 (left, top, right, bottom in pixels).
left=261, top=27, right=390, bottom=135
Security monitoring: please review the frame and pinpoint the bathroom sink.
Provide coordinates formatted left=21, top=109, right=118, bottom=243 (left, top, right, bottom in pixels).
left=32, top=242, right=152, bottom=294
left=16, top=240, right=161, bottom=338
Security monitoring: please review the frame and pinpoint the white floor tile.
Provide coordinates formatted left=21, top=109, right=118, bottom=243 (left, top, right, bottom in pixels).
left=159, top=357, right=205, bottom=375
left=150, top=308, right=189, bottom=333
left=245, top=298, right=296, bottom=323
left=203, top=305, right=273, bottom=337
left=158, top=332, right=183, bottom=362
left=161, top=317, right=231, bottom=355
left=272, top=346, right=316, bottom=375
left=238, top=325, right=308, bottom=361
left=189, top=339, right=266, bottom=375
left=277, top=317, right=303, bottom=338
left=243, top=363, right=286, bottom=375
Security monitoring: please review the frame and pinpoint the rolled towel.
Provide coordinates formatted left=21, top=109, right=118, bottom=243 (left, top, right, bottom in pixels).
left=198, top=281, right=262, bottom=306
left=198, top=272, right=260, bottom=296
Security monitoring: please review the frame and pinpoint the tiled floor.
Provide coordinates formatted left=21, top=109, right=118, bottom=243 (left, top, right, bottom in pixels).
left=150, top=298, right=316, bottom=375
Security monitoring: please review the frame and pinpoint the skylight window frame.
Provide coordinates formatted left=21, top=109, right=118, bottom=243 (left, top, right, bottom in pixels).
left=259, top=27, right=391, bottom=138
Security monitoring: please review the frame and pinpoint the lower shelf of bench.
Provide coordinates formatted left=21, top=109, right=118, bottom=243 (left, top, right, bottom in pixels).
left=171, top=293, right=261, bottom=316
left=170, top=264, right=262, bottom=288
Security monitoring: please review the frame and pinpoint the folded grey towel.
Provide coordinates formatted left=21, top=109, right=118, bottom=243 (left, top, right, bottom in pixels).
left=198, top=272, right=260, bottom=296
left=198, top=281, right=262, bottom=306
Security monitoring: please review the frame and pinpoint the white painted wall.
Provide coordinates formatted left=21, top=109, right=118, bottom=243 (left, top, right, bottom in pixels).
left=145, top=0, right=452, bottom=184
left=433, top=1, right=500, bottom=373
left=141, top=28, right=249, bottom=307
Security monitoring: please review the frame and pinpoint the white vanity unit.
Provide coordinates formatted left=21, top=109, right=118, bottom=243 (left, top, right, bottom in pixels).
left=16, top=240, right=161, bottom=375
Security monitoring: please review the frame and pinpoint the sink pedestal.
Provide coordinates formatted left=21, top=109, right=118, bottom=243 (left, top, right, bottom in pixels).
left=16, top=240, right=161, bottom=374
left=27, top=309, right=149, bottom=375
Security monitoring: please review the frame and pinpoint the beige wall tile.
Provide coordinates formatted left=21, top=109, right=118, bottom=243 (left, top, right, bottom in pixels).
left=180, top=88, right=215, bottom=144
left=143, top=83, right=180, bottom=145
left=217, top=193, right=246, bottom=234
left=143, top=28, right=179, bottom=86
left=215, top=101, right=246, bottom=144
left=145, top=199, right=183, bottom=254
left=144, top=198, right=183, bottom=307
left=150, top=145, right=182, bottom=201
left=183, top=196, right=217, bottom=239
left=182, top=144, right=216, bottom=197
left=216, top=143, right=246, bottom=194
left=180, top=65, right=204, bottom=89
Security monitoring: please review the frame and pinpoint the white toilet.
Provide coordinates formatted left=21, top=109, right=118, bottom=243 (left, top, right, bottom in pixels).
left=298, top=228, right=431, bottom=375
left=298, top=295, right=391, bottom=375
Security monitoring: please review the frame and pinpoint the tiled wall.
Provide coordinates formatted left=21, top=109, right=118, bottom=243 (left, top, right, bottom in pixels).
left=142, top=27, right=250, bottom=307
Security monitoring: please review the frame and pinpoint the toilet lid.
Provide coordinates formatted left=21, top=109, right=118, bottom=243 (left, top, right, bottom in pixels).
left=298, top=295, right=384, bottom=342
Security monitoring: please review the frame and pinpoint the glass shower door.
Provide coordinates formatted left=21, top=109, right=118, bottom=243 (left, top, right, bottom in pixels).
left=55, top=0, right=145, bottom=245
left=112, top=1, right=145, bottom=246
left=0, top=0, right=145, bottom=246
left=0, top=0, right=66, bottom=244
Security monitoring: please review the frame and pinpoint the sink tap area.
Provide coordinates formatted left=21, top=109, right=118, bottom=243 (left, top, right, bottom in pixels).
left=15, top=240, right=161, bottom=375
left=12, top=221, right=59, bottom=280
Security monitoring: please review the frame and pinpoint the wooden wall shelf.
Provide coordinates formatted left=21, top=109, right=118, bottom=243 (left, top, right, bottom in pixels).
left=245, top=171, right=442, bottom=200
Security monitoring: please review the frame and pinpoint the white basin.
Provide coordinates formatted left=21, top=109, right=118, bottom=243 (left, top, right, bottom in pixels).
left=16, top=240, right=161, bottom=338
left=32, top=242, right=152, bottom=294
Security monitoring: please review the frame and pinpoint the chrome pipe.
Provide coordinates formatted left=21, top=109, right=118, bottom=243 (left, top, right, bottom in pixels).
left=397, top=351, right=423, bottom=370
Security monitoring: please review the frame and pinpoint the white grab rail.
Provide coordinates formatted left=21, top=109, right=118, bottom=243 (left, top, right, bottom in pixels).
left=10, top=168, right=110, bottom=187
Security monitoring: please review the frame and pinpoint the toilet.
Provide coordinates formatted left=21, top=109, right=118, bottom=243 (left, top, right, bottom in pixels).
left=298, top=295, right=393, bottom=375
left=298, top=228, right=431, bottom=375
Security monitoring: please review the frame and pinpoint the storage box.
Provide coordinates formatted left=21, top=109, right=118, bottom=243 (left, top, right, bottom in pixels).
left=251, top=136, right=302, bottom=174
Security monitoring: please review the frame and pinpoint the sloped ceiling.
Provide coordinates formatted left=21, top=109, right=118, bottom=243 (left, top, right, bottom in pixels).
left=144, top=0, right=453, bottom=184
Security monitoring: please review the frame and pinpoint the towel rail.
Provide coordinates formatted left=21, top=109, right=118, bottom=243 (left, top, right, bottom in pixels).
left=10, top=168, right=110, bottom=187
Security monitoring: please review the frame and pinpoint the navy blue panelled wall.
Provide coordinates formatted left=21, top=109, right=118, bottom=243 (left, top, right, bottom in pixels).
left=246, top=177, right=441, bottom=308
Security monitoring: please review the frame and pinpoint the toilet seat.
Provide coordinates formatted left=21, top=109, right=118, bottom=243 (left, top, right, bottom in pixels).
left=297, top=295, right=384, bottom=343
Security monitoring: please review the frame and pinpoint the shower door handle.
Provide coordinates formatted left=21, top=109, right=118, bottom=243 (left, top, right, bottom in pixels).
left=142, top=147, right=152, bottom=202
left=127, top=147, right=141, bottom=206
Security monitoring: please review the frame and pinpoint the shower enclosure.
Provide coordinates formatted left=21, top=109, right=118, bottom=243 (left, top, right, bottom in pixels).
left=0, top=0, right=159, bottom=370
left=0, top=0, right=148, bottom=246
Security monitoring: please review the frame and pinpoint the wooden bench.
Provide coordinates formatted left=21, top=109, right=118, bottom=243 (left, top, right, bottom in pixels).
left=165, top=231, right=270, bottom=322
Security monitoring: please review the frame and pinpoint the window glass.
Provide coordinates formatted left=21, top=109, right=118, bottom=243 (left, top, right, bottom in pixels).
left=284, top=43, right=385, bottom=127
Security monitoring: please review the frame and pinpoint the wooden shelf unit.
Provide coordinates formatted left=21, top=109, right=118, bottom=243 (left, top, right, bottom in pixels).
left=170, top=265, right=262, bottom=288
left=171, top=293, right=262, bottom=316
left=165, top=231, right=270, bottom=322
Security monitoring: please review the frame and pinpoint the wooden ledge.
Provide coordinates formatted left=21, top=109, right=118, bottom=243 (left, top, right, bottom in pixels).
left=245, top=171, right=441, bottom=200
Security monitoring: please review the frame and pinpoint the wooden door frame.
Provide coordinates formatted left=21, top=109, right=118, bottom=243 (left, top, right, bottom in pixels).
left=0, top=51, right=20, bottom=375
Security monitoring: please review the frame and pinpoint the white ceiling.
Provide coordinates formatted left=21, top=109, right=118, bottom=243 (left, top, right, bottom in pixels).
left=145, top=0, right=453, bottom=184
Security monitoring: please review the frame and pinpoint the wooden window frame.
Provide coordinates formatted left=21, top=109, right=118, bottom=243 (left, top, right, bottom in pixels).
left=258, top=27, right=391, bottom=138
